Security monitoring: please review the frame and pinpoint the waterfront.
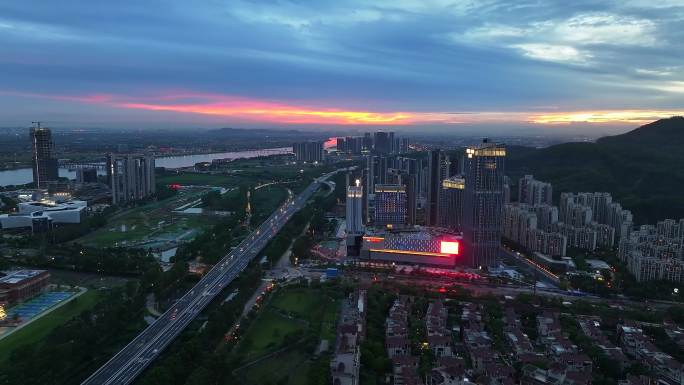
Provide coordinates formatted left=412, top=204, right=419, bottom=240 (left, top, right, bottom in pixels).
left=0, top=147, right=291, bottom=186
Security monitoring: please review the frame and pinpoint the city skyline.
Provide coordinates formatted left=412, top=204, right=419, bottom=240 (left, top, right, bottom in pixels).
left=1, top=1, right=683, bottom=133
left=1, top=2, right=683, bottom=382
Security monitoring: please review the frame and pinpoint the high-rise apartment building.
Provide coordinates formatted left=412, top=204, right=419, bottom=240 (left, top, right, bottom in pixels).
left=533, top=204, right=559, bottom=231
left=463, top=140, right=506, bottom=268
left=518, top=175, right=553, bottom=206
left=619, top=219, right=684, bottom=282
left=30, top=124, right=59, bottom=188
left=374, top=184, right=407, bottom=228
left=503, top=203, right=567, bottom=257
left=337, top=136, right=363, bottom=155
left=108, top=154, right=156, bottom=205
left=293, top=141, right=324, bottom=162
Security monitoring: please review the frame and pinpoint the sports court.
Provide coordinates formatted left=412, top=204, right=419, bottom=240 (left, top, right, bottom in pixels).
left=5, top=291, right=75, bottom=321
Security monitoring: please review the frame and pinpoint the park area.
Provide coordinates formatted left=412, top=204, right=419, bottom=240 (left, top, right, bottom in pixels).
left=76, top=186, right=221, bottom=248
left=77, top=160, right=318, bottom=250
left=233, top=285, right=342, bottom=385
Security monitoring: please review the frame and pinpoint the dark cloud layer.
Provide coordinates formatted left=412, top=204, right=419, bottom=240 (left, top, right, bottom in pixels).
left=0, top=1, right=682, bottom=134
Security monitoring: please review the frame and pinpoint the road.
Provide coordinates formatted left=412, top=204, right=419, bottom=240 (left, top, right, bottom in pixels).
left=81, top=171, right=341, bottom=385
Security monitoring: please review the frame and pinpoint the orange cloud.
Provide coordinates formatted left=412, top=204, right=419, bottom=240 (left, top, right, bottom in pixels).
left=528, top=110, right=684, bottom=124
left=2, top=89, right=683, bottom=126
left=117, top=101, right=414, bottom=124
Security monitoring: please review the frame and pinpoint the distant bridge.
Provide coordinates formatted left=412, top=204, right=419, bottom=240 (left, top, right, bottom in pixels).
left=59, top=161, right=107, bottom=171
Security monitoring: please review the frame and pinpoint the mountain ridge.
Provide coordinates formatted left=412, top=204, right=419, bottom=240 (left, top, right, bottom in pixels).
left=507, top=117, right=684, bottom=224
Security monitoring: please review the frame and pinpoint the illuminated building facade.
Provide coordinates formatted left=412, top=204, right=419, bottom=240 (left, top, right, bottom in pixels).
left=346, top=180, right=364, bottom=235
left=374, top=184, right=406, bottom=228
left=360, top=229, right=461, bottom=268
left=463, top=139, right=506, bottom=268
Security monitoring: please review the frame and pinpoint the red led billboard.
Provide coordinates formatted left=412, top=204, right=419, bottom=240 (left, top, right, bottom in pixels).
left=440, top=240, right=459, bottom=255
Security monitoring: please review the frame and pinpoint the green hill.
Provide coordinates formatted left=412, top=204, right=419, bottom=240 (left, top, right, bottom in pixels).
left=507, top=116, right=684, bottom=224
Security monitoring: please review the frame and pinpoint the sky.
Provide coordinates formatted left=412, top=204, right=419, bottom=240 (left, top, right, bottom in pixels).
left=1, top=0, right=683, bottom=136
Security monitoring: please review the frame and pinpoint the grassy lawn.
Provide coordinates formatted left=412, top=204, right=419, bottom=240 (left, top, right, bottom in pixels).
left=271, top=287, right=326, bottom=317
left=320, top=298, right=339, bottom=341
left=78, top=189, right=218, bottom=248
left=235, top=285, right=341, bottom=385
left=239, top=288, right=339, bottom=385
left=238, top=308, right=305, bottom=360
left=0, top=290, right=101, bottom=362
left=271, top=287, right=339, bottom=341
left=243, top=349, right=310, bottom=385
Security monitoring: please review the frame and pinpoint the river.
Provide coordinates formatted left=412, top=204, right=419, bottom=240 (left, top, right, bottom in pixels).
left=0, top=147, right=292, bottom=187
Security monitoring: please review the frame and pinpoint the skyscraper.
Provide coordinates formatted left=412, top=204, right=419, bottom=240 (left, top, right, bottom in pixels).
left=463, top=140, right=506, bottom=268
left=378, top=156, right=389, bottom=184
left=362, top=133, right=373, bottom=152
left=346, top=179, right=364, bottom=235
left=388, top=131, right=396, bottom=154
left=373, top=132, right=392, bottom=154
left=399, top=137, right=410, bottom=154
left=403, top=173, right=418, bottom=226
left=30, top=124, right=59, bottom=188
left=108, top=154, right=156, bottom=205
left=374, top=184, right=407, bottom=228
left=425, top=149, right=442, bottom=226
left=336, top=137, right=346, bottom=153
left=439, top=176, right=465, bottom=232
left=366, top=156, right=379, bottom=195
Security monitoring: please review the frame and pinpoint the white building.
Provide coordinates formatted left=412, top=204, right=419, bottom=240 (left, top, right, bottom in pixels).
left=0, top=200, right=87, bottom=233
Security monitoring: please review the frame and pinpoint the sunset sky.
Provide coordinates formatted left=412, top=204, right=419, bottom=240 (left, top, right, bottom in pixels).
left=1, top=1, right=683, bottom=135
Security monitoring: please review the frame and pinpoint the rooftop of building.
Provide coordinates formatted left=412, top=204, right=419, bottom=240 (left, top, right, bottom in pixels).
left=364, top=226, right=461, bottom=240
left=0, top=270, right=48, bottom=285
